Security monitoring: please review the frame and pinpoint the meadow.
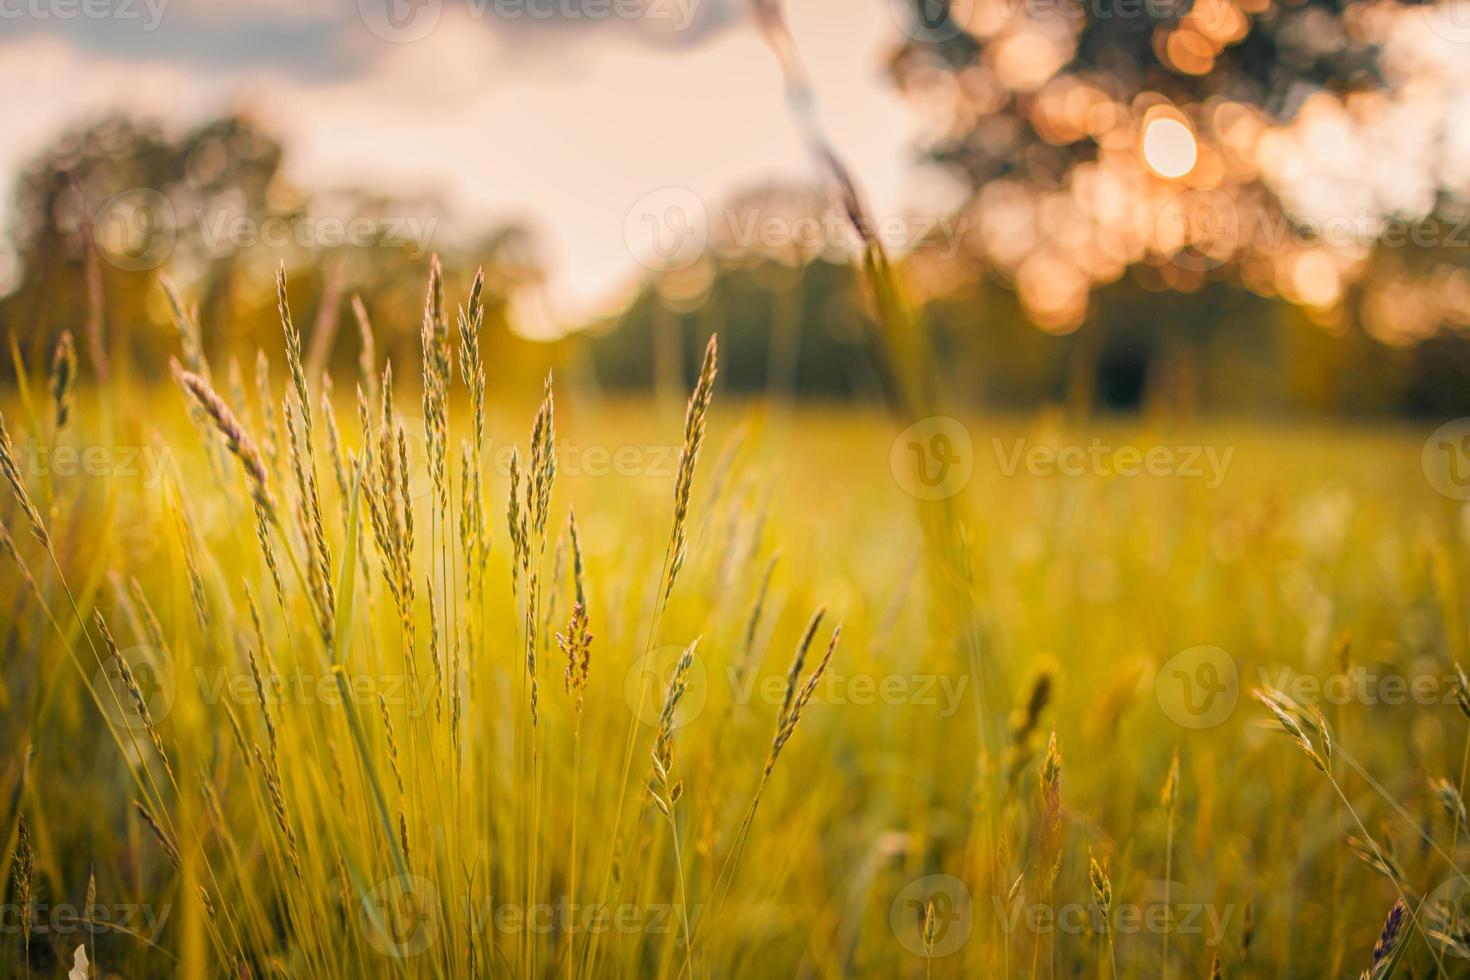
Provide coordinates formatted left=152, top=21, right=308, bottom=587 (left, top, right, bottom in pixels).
left=0, top=261, right=1465, bottom=978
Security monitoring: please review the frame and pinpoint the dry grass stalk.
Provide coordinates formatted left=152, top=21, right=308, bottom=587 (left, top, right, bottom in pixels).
left=12, top=813, right=34, bottom=952
left=321, top=378, right=348, bottom=501
left=0, top=410, right=50, bottom=546
left=664, top=335, right=718, bottom=606
left=1365, top=899, right=1407, bottom=980
left=283, top=400, right=334, bottom=648
left=379, top=694, right=406, bottom=797
left=255, top=350, right=281, bottom=475
left=0, top=519, right=39, bottom=594
left=171, top=495, right=210, bottom=633
left=649, top=640, right=696, bottom=814
left=567, top=508, right=586, bottom=608
left=50, top=329, right=76, bottom=432
left=419, top=255, right=452, bottom=518
left=160, top=275, right=207, bottom=378
left=251, top=742, right=303, bottom=883
left=426, top=575, right=443, bottom=720
left=96, top=611, right=175, bottom=784
left=558, top=601, right=592, bottom=712
left=767, top=612, right=839, bottom=776
left=352, top=294, right=377, bottom=406
left=133, top=798, right=181, bottom=872
left=277, top=269, right=336, bottom=649
left=176, top=368, right=276, bottom=521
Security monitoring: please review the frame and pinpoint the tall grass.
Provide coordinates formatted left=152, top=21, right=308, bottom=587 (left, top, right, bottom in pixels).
left=1, top=9, right=1467, bottom=976
left=1, top=291, right=1466, bottom=977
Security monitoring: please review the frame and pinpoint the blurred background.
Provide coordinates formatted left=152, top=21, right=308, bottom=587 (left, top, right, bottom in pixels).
left=2, top=0, right=1469, bottom=415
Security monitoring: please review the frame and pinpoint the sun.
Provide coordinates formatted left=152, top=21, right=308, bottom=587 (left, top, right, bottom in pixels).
left=1142, top=117, right=1199, bottom=178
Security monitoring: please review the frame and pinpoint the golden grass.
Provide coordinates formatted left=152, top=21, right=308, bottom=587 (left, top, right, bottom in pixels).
left=0, top=282, right=1466, bottom=978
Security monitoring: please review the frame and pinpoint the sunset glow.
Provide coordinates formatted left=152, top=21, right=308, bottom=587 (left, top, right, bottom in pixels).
left=1142, top=117, right=1199, bottom=179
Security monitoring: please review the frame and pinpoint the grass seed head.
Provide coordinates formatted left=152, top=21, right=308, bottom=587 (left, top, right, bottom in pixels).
left=0, top=410, right=50, bottom=546
left=177, top=368, right=276, bottom=521
left=50, top=328, right=77, bottom=432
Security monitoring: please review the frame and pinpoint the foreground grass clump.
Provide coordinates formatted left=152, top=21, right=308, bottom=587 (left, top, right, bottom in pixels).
left=1, top=264, right=1469, bottom=979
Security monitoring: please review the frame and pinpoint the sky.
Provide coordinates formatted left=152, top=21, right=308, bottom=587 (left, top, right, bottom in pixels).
left=0, top=0, right=956, bottom=327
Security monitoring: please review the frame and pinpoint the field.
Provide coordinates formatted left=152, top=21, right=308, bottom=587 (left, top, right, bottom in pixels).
left=0, top=269, right=1465, bottom=979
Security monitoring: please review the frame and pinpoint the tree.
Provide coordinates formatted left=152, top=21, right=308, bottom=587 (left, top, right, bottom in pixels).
left=887, top=0, right=1470, bottom=349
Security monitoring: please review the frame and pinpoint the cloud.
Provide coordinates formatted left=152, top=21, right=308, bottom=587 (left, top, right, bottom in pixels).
left=0, top=0, right=934, bottom=330
left=0, top=0, right=360, bottom=79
